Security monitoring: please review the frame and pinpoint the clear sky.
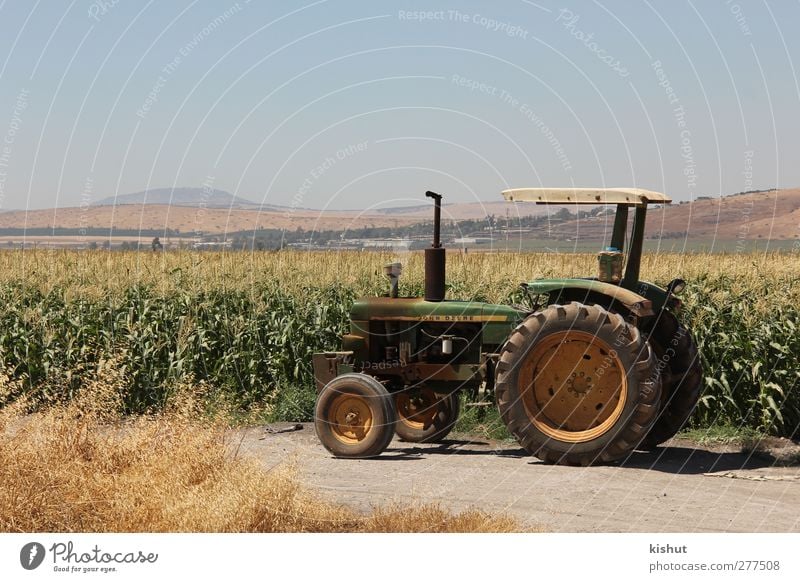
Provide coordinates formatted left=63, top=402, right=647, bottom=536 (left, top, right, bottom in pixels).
left=0, top=0, right=797, bottom=211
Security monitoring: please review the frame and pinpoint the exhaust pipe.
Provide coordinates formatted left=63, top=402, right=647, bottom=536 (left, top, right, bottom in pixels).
left=424, top=191, right=446, bottom=302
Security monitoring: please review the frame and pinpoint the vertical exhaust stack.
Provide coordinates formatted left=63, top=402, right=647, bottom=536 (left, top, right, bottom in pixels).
left=424, top=191, right=446, bottom=302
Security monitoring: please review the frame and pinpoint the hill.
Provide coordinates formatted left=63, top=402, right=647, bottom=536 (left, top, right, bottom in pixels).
left=544, top=188, right=800, bottom=241
left=0, top=193, right=552, bottom=236
left=1, top=188, right=799, bottom=245
left=92, top=187, right=262, bottom=209
left=0, top=204, right=422, bottom=235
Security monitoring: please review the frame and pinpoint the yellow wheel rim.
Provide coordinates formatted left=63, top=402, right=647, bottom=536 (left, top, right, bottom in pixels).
left=520, top=330, right=627, bottom=443
left=396, top=388, right=439, bottom=430
left=329, top=393, right=373, bottom=444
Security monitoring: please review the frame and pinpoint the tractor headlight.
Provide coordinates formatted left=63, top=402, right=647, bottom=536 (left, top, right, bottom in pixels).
left=667, top=278, right=686, bottom=295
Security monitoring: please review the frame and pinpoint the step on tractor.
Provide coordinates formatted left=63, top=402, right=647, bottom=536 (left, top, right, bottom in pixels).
left=312, top=188, right=703, bottom=465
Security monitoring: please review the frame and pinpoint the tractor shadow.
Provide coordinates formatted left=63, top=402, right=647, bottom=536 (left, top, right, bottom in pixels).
left=619, top=446, right=780, bottom=474
left=381, top=440, right=786, bottom=473
left=383, top=439, right=529, bottom=459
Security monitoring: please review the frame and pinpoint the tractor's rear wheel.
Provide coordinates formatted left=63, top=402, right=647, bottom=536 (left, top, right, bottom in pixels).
left=496, top=302, right=661, bottom=466
left=394, top=388, right=460, bottom=443
left=315, top=373, right=396, bottom=458
left=642, top=311, right=703, bottom=447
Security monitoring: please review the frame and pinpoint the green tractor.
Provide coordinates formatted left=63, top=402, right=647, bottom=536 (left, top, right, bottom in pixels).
left=312, top=188, right=702, bottom=465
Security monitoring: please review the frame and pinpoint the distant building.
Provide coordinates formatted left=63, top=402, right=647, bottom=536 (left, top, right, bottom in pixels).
left=192, top=240, right=232, bottom=250
left=453, top=236, right=493, bottom=244
left=361, top=239, right=412, bottom=250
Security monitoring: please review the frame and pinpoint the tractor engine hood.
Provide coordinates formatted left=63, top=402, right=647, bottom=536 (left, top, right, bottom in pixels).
left=349, top=297, right=524, bottom=323
left=348, top=298, right=526, bottom=346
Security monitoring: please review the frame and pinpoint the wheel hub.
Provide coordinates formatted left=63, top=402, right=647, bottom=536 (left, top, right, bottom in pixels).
left=566, top=371, right=593, bottom=396
left=520, top=330, right=628, bottom=443
left=396, top=388, right=439, bottom=430
left=329, top=394, right=373, bottom=444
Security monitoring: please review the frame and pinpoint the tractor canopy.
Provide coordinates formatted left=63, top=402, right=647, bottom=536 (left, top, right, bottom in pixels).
left=501, top=187, right=672, bottom=206
left=503, top=187, right=677, bottom=314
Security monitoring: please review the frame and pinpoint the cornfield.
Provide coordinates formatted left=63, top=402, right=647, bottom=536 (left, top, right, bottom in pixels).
left=0, top=249, right=797, bottom=436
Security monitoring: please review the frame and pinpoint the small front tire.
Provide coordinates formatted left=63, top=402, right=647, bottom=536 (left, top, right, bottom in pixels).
left=315, top=374, right=396, bottom=458
left=395, top=388, right=460, bottom=443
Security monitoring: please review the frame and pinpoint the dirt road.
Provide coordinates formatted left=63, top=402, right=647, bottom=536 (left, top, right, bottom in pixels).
left=242, top=424, right=800, bottom=532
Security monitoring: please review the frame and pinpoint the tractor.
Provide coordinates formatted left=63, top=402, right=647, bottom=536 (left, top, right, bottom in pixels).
left=312, top=188, right=703, bottom=465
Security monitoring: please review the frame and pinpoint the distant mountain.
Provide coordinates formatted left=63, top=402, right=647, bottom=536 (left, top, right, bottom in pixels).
left=92, top=187, right=263, bottom=209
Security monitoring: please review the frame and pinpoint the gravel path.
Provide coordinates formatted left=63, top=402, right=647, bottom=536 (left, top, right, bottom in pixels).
left=241, top=423, right=800, bottom=532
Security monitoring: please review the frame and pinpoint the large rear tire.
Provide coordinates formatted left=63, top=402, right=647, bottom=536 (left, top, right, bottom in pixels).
left=642, top=311, right=703, bottom=447
left=315, top=373, right=396, bottom=458
left=496, top=302, right=661, bottom=466
left=395, top=388, right=460, bottom=443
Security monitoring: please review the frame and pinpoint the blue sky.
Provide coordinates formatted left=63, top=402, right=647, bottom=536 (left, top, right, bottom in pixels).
left=0, top=0, right=797, bottom=210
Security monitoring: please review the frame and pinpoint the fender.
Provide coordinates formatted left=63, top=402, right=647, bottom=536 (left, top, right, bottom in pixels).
left=524, top=278, right=654, bottom=317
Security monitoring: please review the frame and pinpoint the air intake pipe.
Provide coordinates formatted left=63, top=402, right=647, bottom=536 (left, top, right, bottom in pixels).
left=424, top=191, right=446, bottom=302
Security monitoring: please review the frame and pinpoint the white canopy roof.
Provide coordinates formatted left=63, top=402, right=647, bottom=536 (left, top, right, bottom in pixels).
left=501, top=187, right=671, bottom=206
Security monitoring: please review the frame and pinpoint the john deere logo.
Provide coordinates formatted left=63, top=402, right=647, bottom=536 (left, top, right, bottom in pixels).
left=20, top=542, right=46, bottom=570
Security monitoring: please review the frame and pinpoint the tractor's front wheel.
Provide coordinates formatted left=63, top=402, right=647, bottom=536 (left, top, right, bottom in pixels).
left=395, top=388, right=460, bottom=443
left=315, top=373, right=396, bottom=458
left=496, top=302, right=661, bottom=466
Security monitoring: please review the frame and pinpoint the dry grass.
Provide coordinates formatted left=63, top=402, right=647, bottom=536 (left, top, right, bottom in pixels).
left=0, top=367, right=522, bottom=533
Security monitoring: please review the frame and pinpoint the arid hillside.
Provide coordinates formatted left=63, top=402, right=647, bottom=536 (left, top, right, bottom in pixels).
left=531, top=189, right=800, bottom=241
left=0, top=204, right=420, bottom=234
left=0, top=189, right=797, bottom=239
